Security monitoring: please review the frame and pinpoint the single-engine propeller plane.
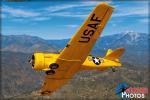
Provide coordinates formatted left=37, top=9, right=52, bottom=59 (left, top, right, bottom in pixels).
left=29, top=2, right=125, bottom=95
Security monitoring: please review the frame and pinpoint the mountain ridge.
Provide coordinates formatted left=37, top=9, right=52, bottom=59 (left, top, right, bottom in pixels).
left=1, top=32, right=148, bottom=52
left=1, top=32, right=148, bottom=66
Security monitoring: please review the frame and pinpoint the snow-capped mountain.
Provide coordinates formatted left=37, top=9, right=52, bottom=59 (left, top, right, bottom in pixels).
left=121, top=31, right=141, bottom=41
left=94, top=31, right=148, bottom=49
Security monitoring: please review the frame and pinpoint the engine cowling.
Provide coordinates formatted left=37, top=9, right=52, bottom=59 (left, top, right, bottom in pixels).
left=31, top=53, right=45, bottom=70
left=29, top=53, right=59, bottom=70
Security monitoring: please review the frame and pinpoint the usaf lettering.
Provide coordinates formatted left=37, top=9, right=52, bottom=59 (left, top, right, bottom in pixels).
left=79, top=13, right=101, bottom=43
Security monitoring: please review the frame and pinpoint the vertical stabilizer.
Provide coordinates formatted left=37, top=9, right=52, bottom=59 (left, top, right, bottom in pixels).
left=106, top=49, right=113, bottom=56
left=104, top=48, right=125, bottom=61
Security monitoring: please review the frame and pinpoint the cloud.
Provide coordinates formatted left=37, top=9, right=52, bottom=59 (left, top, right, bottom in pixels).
left=46, top=2, right=103, bottom=18
left=49, top=11, right=88, bottom=18
left=139, top=18, right=148, bottom=23
left=112, top=23, right=117, bottom=27
left=112, top=4, right=148, bottom=17
left=45, top=1, right=100, bottom=13
left=2, top=1, right=148, bottom=22
left=46, top=4, right=78, bottom=13
left=65, top=24, right=79, bottom=28
left=2, top=5, right=40, bottom=18
left=33, top=17, right=50, bottom=21
left=1, top=5, right=51, bottom=22
left=44, top=1, right=112, bottom=18
left=1, top=13, right=6, bottom=18
left=12, top=18, right=24, bottom=22
left=1, top=1, right=112, bottom=20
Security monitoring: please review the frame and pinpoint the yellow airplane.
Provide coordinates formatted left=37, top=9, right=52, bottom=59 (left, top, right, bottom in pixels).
left=29, top=2, right=125, bottom=95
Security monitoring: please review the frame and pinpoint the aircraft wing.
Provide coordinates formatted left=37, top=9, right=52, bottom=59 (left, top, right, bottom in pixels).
left=58, top=3, right=113, bottom=63
left=41, top=3, right=113, bottom=95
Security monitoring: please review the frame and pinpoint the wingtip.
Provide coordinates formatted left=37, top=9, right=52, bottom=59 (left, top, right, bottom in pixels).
left=96, top=2, right=114, bottom=9
left=117, top=48, right=125, bottom=52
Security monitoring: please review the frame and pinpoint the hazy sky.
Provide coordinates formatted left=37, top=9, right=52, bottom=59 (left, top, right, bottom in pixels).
left=1, top=1, right=149, bottom=39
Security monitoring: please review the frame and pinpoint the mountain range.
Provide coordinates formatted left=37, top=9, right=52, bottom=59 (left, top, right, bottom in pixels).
left=1, top=31, right=149, bottom=67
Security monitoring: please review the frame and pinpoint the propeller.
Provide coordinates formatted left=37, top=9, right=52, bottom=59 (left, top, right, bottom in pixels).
left=28, top=54, right=35, bottom=67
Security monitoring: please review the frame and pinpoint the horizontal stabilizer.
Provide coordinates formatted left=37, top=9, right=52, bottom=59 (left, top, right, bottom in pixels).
left=104, top=48, right=125, bottom=60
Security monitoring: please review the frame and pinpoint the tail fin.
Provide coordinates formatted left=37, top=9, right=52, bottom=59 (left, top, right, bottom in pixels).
left=106, top=49, right=113, bottom=56
left=104, top=48, right=125, bottom=61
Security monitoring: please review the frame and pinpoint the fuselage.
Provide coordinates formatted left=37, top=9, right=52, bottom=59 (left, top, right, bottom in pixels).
left=31, top=52, right=121, bottom=71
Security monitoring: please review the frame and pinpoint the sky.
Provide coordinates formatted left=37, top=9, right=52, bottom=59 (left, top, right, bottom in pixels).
left=1, top=1, right=149, bottom=39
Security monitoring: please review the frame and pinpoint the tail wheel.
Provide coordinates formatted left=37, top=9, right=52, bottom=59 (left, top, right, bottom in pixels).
left=112, top=67, right=116, bottom=72
left=49, top=63, right=59, bottom=69
left=45, top=70, right=55, bottom=75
